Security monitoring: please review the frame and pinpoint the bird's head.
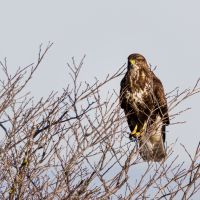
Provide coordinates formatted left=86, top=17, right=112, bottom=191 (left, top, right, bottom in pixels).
left=127, top=54, right=148, bottom=70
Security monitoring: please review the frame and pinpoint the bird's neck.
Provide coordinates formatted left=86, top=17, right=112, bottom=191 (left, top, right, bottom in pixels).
left=127, top=65, right=150, bottom=89
left=128, top=65, right=149, bottom=78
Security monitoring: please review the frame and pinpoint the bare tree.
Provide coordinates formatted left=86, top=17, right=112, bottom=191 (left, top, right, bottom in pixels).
left=0, top=44, right=199, bottom=200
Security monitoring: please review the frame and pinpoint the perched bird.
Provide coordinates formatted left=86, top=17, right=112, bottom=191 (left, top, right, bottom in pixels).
left=120, top=54, right=170, bottom=162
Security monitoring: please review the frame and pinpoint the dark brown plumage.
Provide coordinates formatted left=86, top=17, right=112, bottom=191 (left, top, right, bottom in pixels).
left=120, top=54, right=169, bottom=162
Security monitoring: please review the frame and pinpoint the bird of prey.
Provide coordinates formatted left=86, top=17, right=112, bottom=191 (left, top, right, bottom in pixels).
left=120, top=54, right=170, bottom=162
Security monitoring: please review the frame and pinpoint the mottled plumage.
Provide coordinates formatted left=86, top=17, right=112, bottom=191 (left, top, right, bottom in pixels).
left=120, top=54, right=169, bottom=162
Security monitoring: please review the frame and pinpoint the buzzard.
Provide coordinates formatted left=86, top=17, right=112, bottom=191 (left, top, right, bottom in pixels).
left=120, top=54, right=170, bottom=162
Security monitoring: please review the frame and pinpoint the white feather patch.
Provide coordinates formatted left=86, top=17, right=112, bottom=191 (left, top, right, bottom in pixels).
left=139, top=115, right=166, bottom=162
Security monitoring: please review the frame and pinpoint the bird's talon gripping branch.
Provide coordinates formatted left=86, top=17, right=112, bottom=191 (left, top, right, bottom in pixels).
left=120, top=53, right=170, bottom=162
left=130, top=124, right=141, bottom=138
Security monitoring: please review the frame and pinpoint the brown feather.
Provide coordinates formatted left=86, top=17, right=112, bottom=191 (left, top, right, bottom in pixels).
left=120, top=54, right=169, bottom=162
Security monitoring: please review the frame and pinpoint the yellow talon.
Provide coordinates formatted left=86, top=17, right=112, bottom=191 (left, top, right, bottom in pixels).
left=135, top=131, right=141, bottom=137
left=131, top=124, right=141, bottom=138
left=142, top=122, right=147, bottom=131
left=132, top=124, right=138, bottom=134
left=139, top=122, right=147, bottom=137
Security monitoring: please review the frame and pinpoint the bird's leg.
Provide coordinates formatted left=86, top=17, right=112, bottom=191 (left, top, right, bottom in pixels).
left=130, top=124, right=141, bottom=138
left=142, top=121, right=147, bottom=131
left=130, top=122, right=147, bottom=140
left=140, top=122, right=147, bottom=137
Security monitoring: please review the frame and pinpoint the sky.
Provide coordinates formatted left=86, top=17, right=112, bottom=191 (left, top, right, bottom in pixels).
left=0, top=0, right=200, bottom=161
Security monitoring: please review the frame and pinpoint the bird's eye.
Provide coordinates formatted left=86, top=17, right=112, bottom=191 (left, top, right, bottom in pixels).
left=137, top=57, right=144, bottom=62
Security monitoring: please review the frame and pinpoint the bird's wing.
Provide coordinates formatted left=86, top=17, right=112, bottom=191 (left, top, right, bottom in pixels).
left=153, top=74, right=170, bottom=125
left=119, top=74, right=127, bottom=109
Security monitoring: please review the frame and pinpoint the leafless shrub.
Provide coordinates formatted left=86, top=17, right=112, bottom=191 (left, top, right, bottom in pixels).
left=0, top=44, right=199, bottom=200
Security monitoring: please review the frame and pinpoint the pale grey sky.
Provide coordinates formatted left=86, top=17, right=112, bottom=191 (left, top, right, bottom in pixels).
left=0, top=0, right=200, bottom=159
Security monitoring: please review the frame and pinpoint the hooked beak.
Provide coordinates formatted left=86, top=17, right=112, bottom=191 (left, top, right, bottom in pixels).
left=128, top=58, right=136, bottom=69
left=129, top=59, right=136, bottom=65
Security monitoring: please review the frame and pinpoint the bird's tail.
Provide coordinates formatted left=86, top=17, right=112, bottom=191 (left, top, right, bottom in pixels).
left=139, top=135, right=166, bottom=162
left=139, top=125, right=166, bottom=162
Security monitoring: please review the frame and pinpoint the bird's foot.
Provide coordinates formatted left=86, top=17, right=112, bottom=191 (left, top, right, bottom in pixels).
left=130, top=124, right=141, bottom=140
left=130, top=131, right=141, bottom=138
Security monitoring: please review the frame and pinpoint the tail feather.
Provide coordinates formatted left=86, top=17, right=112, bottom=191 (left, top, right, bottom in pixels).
left=152, top=140, right=166, bottom=162
left=139, top=116, right=166, bottom=162
left=139, top=136, right=166, bottom=162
